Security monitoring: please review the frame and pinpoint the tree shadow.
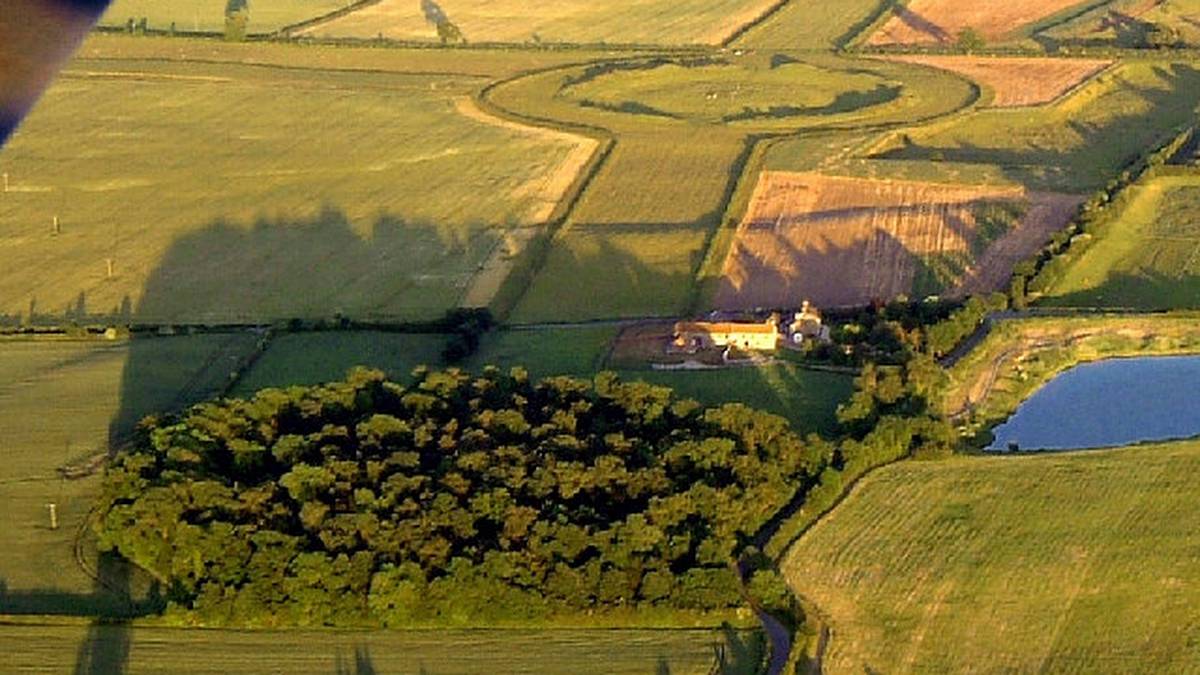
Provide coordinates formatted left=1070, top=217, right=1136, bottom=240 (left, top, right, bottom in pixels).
left=42, top=205, right=478, bottom=672
left=868, top=63, right=1200, bottom=191
left=718, top=622, right=766, bottom=675
left=517, top=222, right=708, bottom=320
left=888, top=6, right=953, bottom=43
left=132, top=206, right=481, bottom=325
left=334, top=646, right=378, bottom=675
left=1044, top=267, right=1200, bottom=310
left=715, top=200, right=1019, bottom=311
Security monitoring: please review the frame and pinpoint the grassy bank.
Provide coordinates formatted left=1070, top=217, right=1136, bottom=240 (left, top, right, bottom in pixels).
left=1043, top=172, right=1200, bottom=308
left=785, top=438, right=1200, bottom=672
left=941, top=314, right=1200, bottom=440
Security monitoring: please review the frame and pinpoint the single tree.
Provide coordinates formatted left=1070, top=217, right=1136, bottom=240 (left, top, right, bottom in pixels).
left=225, top=0, right=249, bottom=41
left=957, top=27, right=985, bottom=53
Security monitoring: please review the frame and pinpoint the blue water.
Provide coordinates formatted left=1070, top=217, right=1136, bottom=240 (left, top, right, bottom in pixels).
left=988, top=355, right=1200, bottom=451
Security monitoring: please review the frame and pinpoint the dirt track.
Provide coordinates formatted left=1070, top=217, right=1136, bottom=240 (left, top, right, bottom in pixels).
left=715, top=172, right=1081, bottom=310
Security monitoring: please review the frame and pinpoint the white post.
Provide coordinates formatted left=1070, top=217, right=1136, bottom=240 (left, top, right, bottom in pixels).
left=52, top=215, right=60, bottom=235
left=47, top=503, right=58, bottom=530
left=106, top=258, right=114, bottom=278
left=3, top=173, right=8, bottom=192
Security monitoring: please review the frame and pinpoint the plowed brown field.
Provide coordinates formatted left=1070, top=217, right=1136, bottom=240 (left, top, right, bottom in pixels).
left=715, top=172, right=1082, bottom=309
left=886, top=56, right=1111, bottom=107
left=867, top=0, right=1086, bottom=45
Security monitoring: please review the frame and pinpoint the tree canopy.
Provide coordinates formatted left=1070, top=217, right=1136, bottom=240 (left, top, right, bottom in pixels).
left=96, top=366, right=835, bottom=626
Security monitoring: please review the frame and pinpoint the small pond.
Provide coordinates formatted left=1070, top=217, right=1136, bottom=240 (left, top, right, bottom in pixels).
left=989, top=355, right=1200, bottom=451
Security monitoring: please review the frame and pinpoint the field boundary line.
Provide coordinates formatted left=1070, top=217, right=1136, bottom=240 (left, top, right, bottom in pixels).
left=1024, top=0, right=1122, bottom=41
left=1016, top=58, right=1120, bottom=110
left=839, top=0, right=911, bottom=51
left=276, top=0, right=384, bottom=38
left=722, top=0, right=794, bottom=48
left=73, top=55, right=492, bottom=81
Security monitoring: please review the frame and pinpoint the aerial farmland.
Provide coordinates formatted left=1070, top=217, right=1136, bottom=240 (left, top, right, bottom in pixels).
left=4, top=0, right=1200, bottom=672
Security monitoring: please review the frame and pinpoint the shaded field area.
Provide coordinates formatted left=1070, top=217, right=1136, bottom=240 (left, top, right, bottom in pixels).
left=883, top=55, right=1111, bottom=108
left=226, top=327, right=851, bottom=434
left=0, top=55, right=592, bottom=324
left=0, top=335, right=259, bottom=615
left=621, top=365, right=854, bottom=436
left=229, top=332, right=449, bottom=397
left=866, top=0, right=1090, bottom=45
left=716, top=172, right=1079, bottom=309
left=3, top=622, right=763, bottom=674
left=786, top=439, right=1200, bottom=673
left=856, top=61, right=1200, bottom=192
left=230, top=327, right=618, bottom=395
left=301, top=0, right=780, bottom=45
left=1042, top=0, right=1200, bottom=48
left=100, top=0, right=345, bottom=34
left=1043, top=173, right=1200, bottom=308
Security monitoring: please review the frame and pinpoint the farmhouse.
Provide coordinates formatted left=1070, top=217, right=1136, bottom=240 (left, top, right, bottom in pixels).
left=673, top=317, right=781, bottom=352
left=788, top=300, right=831, bottom=346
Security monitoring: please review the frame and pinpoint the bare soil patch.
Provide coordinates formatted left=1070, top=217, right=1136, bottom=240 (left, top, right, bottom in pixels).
left=608, top=322, right=677, bottom=368
left=886, top=56, right=1112, bottom=107
left=715, top=172, right=1082, bottom=310
left=867, top=0, right=1087, bottom=45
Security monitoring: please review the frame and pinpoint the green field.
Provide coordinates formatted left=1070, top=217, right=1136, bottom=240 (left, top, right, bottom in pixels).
left=786, top=439, right=1200, bottom=673
left=6, top=622, right=762, bottom=674
left=0, top=334, right=259, bottom=614
left=1045, top=173, right=1200, bottom=307
left=733, top=0, right=889, bottom=49
left=621, top=365, right=855, bottom=435
left=100, top=0, right=345, bottom=34
left=0, top=52, right=590, bottom=324
left=232, top=327, right=621, bottom=396
left=564, top=60, right=901, bottom=125
left=468, top=326, right=619, bottom=377
left=230, top=332, right=449, bottom=396
left=850, top=61, right=1200, bottom=192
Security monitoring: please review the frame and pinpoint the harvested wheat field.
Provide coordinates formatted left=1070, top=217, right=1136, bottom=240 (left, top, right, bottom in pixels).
left=716, top=172, right=1082, bottom=309
left=301, top=0, right=779, bottom=46
left=886, top=56, right=1111, bottom=107
left=867, top=0, right=1086, bottom=45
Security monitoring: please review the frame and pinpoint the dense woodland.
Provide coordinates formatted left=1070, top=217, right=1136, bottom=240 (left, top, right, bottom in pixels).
left=97, top=366, right=846, bottom=626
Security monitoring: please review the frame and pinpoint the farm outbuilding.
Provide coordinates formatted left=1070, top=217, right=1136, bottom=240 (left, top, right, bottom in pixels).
left=673, top=317, right=781, bottom=352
